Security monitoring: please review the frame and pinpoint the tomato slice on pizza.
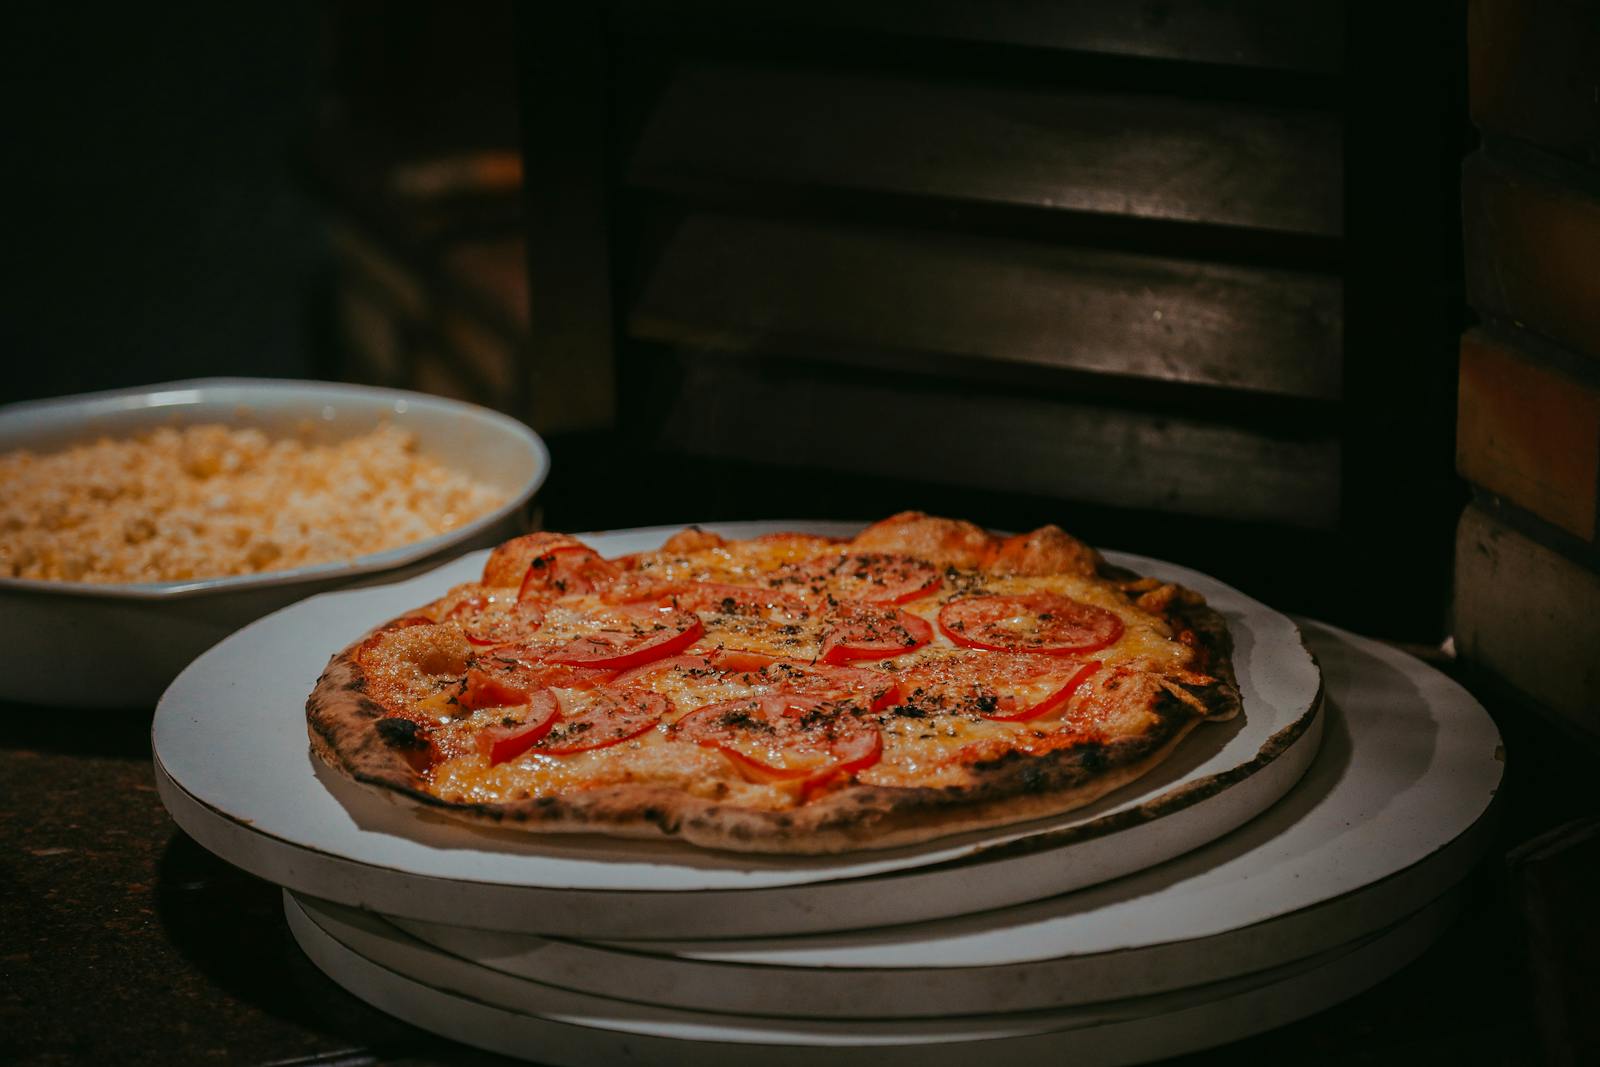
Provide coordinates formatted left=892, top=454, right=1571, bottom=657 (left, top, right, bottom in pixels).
left=481, top=532, right=588, bottom=588
left=820, top=601, right=933, bottom=664
left=732, top=658, right=900, bottom=711
left=898, top=651, right=1102, bottom=722
left=535, top=688, right=670, bottom=755
left=938, top=592, right=1123, bottom=655
left=517, top=544, right=621, bottom=602
left=709, top=648, right=778, bottom=672
left=447, top=594, right=546, bottom=647
left=767, top=552, right=942, bottom=604
left=671, top=694, right=883, bottom=798
left=475, top=693, right=562, bottom=764
left=665, top=582, right=824, bottom=660
left=609, top=653, right=720, bottom=688
left=540, top=606, right=705, bottom=670
left=457, top=653, right=615, bottom=710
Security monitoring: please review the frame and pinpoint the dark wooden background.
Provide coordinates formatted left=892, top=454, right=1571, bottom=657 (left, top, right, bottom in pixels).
left=513, top=1, right=1469, bottom=642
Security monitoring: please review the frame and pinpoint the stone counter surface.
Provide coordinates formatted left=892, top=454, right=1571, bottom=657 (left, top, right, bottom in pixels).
left=0, top=694, right=1543, bottom=1066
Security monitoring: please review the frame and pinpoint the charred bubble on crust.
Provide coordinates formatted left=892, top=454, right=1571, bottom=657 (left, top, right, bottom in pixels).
left=1075, top=741, right=1110, bottom=773
left=1150, top=688, right=1196, bottom=723
left=375, top=717, right=429, bottom=750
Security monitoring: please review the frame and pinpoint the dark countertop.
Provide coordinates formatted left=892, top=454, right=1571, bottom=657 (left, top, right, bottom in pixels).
left=0, top=660, right=1570, bottom=1066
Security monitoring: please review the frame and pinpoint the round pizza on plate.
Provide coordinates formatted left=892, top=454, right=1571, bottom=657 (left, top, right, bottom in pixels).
left=306, top=512, right=1241, bottom=854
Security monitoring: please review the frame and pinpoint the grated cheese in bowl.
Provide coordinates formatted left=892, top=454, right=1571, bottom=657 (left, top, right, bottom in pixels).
left=0, top=423, right=506, bottom=584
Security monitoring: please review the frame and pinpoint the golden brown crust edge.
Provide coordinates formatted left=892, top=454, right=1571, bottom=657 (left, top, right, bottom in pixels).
left=306, top=653, right=433, bottom=801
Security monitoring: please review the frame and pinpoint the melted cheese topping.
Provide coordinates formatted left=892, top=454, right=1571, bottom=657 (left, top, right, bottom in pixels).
left=389, top=540, right=1203, bottom=808
left=630, top=536, right=842, bottom=586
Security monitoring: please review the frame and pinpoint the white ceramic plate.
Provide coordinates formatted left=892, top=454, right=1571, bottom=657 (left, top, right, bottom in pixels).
left=387, top=619, right=1501, bottom=1016
left=285, top=886, right=1466, bottom=1066
left=0, top=379, right=548, bottom=707
left=154, top=521, right=1322, bottom=938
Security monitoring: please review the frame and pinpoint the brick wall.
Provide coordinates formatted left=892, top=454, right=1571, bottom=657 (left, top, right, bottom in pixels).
left=1455, top=0, right=1600, bottom=747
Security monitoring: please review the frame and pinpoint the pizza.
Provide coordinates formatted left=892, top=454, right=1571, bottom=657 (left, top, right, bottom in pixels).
left=306, top=512, right=1241, bottom=854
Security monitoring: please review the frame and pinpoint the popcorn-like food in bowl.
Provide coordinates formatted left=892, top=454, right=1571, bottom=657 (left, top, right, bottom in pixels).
left=0, top=423, right=505, bottom=584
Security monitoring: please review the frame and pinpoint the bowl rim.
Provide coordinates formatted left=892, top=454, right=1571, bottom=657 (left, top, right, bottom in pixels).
left=0, top=377, right=549, bottom=601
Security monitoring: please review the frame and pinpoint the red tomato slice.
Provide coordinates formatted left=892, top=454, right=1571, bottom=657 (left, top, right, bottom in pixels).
left=982, top=660, right=1102, bottom=722
left=446, top=594, right=496, bottom=620
left=819, top=601, right=933, bottom=664
left=535, top=688, right=669, bottom=754
left=671, top=694, right=883, bottom=792
left=740, top=659, right=900, bottom=711
left=517, top=544, right=622, bottom=602
left=938, top=592, right=1124, bottom=655
left=457, top=652, right=617, bottom=710
left=800, top=728, right=883, bottom=799
left=544, top=607, right=705, bottom=670
left=449, top=595, right=546, bottom=647
left=769, top=553, right=943, bottom=604
left=897, top=651, right=1101, bottom=721
left=458, top=669, right=534, bottom=711
left=709, top=649, right=778, bottom=672
left=715, top=746, right=812, bottom=783
left=476, top=690, right=561, bottom=764
left=609, top=654, right=719, bottom=689
left=482, top=533, right=587, bottom=587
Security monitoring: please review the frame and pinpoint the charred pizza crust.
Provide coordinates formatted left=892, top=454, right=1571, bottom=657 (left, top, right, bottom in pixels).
left=307, top=512, right=1244, bottom=854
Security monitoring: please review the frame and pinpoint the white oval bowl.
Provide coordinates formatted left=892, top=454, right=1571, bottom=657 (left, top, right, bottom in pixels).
left=0, top=378, right=549, bottom=708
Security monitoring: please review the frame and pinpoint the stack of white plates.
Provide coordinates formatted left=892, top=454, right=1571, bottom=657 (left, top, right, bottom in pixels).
left=154, top=523, right=1502, bottom=1065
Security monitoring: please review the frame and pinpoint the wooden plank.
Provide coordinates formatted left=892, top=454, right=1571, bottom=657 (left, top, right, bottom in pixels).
left=1463, top=152, right=1600, bottom=361
left=629, top=63, right=1342, bottom=237
left=656, top=356, right=1341, bottom=528
left=1455, top=505, right=1600, bottom=743
left=1458, top=329, right=1600, bottom=542
left=1470, top=0, right=1600, bottom=165
left=616, top=0, right=1345, bottom=74
left=630, top=212, right=1342, bottom=401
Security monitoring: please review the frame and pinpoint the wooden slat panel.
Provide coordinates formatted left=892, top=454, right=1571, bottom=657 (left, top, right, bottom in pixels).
left=617, top=0, right=1345, bottom=74
left=630, top=63, right=1343, bottom=237
left=631, top=213, right=1342, bottom=401
left=658, top=357, right=1340, bottom=528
